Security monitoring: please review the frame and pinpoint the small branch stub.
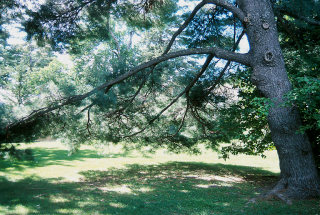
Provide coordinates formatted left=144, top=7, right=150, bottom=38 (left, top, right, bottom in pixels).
left=244, top=14, right=250, bottom=24
left=264, top=51, right=274, bottom=63
left=262, top=22, right=270, bottom=30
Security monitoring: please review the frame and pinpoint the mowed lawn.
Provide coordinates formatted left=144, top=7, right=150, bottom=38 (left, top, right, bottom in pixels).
left=0, top=142, right=319, bottom=215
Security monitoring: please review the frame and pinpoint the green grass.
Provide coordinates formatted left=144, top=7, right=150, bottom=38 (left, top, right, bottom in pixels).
left=0, top=142, right=319, bottom=215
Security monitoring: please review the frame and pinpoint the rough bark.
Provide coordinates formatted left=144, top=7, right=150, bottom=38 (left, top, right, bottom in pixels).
left=237, top=0, right=320, bottom=199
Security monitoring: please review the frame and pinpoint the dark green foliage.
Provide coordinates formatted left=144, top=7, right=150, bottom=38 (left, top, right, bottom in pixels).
left=24, top=0, right=178, bottom=51
left=24, top=0, right=116, bottom=50
left=213, top=70, right=273, bottom=158
left=0, top=0, right=26, bottom=46
left=188, top=84, right=208, bottom=107
left=283, top=50, right=320, bottom=171
left=0, top=147, right=34, bottom=161
left=114, top=0, right=178, bottom=29
left=0, top=113, right=59, bottom=146
left=0, top=0, right=17, bottom=42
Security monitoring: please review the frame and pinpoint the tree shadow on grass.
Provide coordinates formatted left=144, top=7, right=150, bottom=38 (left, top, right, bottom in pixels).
left=0, top=147, right=131, bottom=171
left=0, top=162, right=318, bottom=215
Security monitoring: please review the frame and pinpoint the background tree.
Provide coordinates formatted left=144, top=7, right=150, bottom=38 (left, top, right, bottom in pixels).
left=0, top=41, right=76, bottom=150
left=0, top=0, right=319, bottom=200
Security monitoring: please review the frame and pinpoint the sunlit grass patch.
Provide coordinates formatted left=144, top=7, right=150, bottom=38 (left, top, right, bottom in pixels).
left=49, top=196, right=70, bottom=203
left=109, top=202, right=126, bottom=208
left=99, top=185, right=133, bottom=193
left=0, top=205, right=33, bottom=215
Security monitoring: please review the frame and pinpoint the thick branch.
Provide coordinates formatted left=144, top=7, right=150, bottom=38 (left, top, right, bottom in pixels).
left=204, top=0, right=246, bottom=22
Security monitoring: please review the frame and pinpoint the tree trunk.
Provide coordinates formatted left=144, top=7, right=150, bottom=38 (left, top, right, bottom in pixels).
left=237, top=0, right=320, bottom=199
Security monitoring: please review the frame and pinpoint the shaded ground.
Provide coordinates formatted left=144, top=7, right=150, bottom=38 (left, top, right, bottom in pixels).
left=0, top=143, right=319, bottom=214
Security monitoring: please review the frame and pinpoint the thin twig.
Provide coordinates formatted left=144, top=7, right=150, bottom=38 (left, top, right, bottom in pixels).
left=171, top=99, right=190, bottom=137
left=86, top=106, right=92, bottom=136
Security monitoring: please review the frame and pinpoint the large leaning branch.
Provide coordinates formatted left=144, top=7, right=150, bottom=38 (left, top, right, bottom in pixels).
left=3, top=46, right=251, bottom=142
